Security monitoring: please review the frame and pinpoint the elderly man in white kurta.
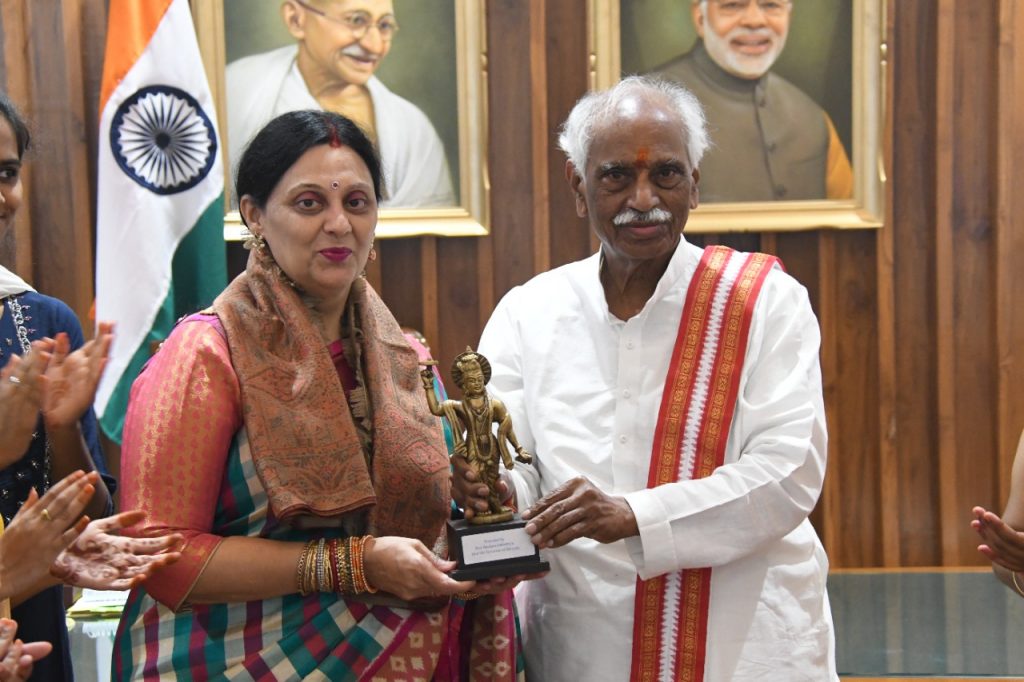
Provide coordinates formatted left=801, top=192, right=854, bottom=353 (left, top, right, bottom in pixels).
left=456, top=75, right=837, bottom=680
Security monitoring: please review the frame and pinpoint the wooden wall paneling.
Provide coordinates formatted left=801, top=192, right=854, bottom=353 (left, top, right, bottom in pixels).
left=715, top=233, right=759, bottom=254
left=836, top=231, right=883, bottom=566
left=376, top=239, right=423, bottom=334
left=21, top=2, right=93, bottom=323
left=892, top=0, right=941, bottom=567
left=934, top=0, right=959, bottom=566
left=435, top=236, right=483, bottom=382
left=77, top=0, right=108, bottom=251
left=419, top=236, right=439, bottom=350
left=485, top=0, right=537, bottom=300
left=817, top=233, right=842, bottom=561
left=474, top=5, right=495, bottom=341
left=545, top=0, right=591, bottom=268
left=949, top=0, right=1000, bottom=565
left=773, top=233, right=821, bottom=312
left=0, top=0, right=34, bottom=278
left=529, top=0, right=550, bottom=276
left=875, top=0, right=899, bottom=567
left=995, top=0, right=1024, bottom=511
left=475, top=235, right=494, bottom=338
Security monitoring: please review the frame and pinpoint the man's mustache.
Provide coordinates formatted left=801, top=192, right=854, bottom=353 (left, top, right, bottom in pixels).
left=613, top=207, right=674, bottom=226
left=341, top=45, right=380, bottom=60
left=725, top=27, right=777, bottom=42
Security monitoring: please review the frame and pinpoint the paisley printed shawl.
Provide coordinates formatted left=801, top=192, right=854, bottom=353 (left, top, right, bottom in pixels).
left=212, top=248, right=450, bottom=544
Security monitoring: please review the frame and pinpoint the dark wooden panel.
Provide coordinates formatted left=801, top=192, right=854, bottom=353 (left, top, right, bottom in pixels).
left=24, top=2, right=93, bottom=320
left=378, top=238, right=425, bottom=336
left=79, top=0, right=109, bottom=243
left=949, top=0, right=1000, bottom=565
left=891, top=0, right=942, bottom=567
left=545, top=0, right=591, bottom=269
left=828, top=230, right=882, bottom=566
left=435, top=236, right=482, bottom=382
left=486, top=0, right=537, bottom=297
left=774, top=232, right=821, bottom=312
left=716, top=233, right=760, bottom=254
left=996, top=0, right=1024, bottom=506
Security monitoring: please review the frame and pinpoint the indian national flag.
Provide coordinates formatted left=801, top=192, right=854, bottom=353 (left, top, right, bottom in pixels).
left=95, top=0, right=226, bottom=442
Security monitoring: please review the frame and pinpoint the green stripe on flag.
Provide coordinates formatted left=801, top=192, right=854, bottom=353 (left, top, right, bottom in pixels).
left=99, top=196, right=227, bottom=443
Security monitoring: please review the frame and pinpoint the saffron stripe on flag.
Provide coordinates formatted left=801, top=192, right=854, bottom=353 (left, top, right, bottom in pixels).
left=95, top=0, right=226, bottom=441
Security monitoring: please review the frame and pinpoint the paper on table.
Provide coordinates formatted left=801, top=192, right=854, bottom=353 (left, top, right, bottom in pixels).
left=66, top=589, right=129, bottom=617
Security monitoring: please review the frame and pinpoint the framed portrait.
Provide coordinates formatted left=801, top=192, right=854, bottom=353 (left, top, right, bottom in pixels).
left=589, top=0, right=887, bottom=232
left=192, top=0, right=489, bottom=239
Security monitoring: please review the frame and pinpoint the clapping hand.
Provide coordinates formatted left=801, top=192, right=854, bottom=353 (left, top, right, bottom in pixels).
left=0, top=340, right=52, bottom=466
left=40, top=322, right=114, bottom=430
left=0, top=469, right=180, bottom=600
left=52, top=510, right=182, bottom=590
left=0, top=471, right=97, bottom=601
left=0, top=619, right=51, bottom=682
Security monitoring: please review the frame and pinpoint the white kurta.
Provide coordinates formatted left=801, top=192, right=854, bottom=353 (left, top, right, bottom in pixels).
left=479, top=239, right=837, bottom=681
left=226, top=45, right=455, bottom=208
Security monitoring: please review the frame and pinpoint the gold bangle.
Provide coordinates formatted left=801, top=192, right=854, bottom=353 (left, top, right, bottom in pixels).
left=296, top=540, right=316, bottom=595
left=454, top=591, right=481, bottom=601
left=351, top=535, right=378, bottom=594
left=1012, top=570, right=1024, bottom=598
left=295, top=542, right=309, bottom=595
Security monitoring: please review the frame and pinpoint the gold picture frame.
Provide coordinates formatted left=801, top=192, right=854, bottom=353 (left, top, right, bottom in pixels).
left=588, top=0, right=887, bottom=232
left=192, top=0, right=489, bottom=240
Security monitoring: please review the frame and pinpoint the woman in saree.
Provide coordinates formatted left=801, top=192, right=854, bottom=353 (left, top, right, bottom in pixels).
left=113, top=110, right=526, bottom=680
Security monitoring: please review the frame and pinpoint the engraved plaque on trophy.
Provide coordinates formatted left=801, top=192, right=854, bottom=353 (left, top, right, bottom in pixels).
left=420, top=348, right=550, bottom=581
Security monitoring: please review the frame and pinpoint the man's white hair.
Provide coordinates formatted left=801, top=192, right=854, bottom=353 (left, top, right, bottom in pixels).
left=557, top=75, right=710, bottom=174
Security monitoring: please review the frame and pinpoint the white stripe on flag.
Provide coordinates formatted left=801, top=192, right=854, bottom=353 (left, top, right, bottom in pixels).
left=95, top=0, right=222, bottom=417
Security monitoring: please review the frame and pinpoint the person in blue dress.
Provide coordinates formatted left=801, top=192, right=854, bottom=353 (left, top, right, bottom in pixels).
left=0, top=91, right=117, bottom=681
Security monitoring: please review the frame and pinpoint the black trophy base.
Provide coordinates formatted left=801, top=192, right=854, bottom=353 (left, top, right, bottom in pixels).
left=447, top=516, right=550, bottom=582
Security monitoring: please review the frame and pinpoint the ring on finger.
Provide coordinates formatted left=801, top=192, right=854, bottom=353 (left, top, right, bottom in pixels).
left=40, top=508, right=52, bottom=522
left=8, top=375, right=21, bottom=385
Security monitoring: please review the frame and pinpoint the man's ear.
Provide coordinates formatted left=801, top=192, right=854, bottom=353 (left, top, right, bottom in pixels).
left=281, top=1, right=307, bottom=41
left=692, top=1, right=706, bottom=40
left=565, top=161, right=588, bottom=219
left=689, top=167, right=700, bottom=210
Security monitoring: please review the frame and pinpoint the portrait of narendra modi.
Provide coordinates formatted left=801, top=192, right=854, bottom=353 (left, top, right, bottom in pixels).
left=620, top=0, right=855, bottom=205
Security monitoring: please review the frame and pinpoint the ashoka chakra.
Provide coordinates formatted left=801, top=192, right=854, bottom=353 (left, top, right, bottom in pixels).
left=111, top=85, right=217, bottom=195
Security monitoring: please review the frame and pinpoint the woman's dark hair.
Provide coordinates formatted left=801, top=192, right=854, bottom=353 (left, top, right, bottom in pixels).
left=0, top=91, right=32, bottom=160
left=235, top=110, right=383, bottom=223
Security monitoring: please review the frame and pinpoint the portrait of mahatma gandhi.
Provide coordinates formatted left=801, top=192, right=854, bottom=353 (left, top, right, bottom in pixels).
left=628, top=0, right=854, bottom=204
left=224, top=0, right=458, bottom=209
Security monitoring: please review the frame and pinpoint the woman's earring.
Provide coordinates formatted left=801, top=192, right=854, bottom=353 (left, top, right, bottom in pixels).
left=244, top=232, right=266, bottom=251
